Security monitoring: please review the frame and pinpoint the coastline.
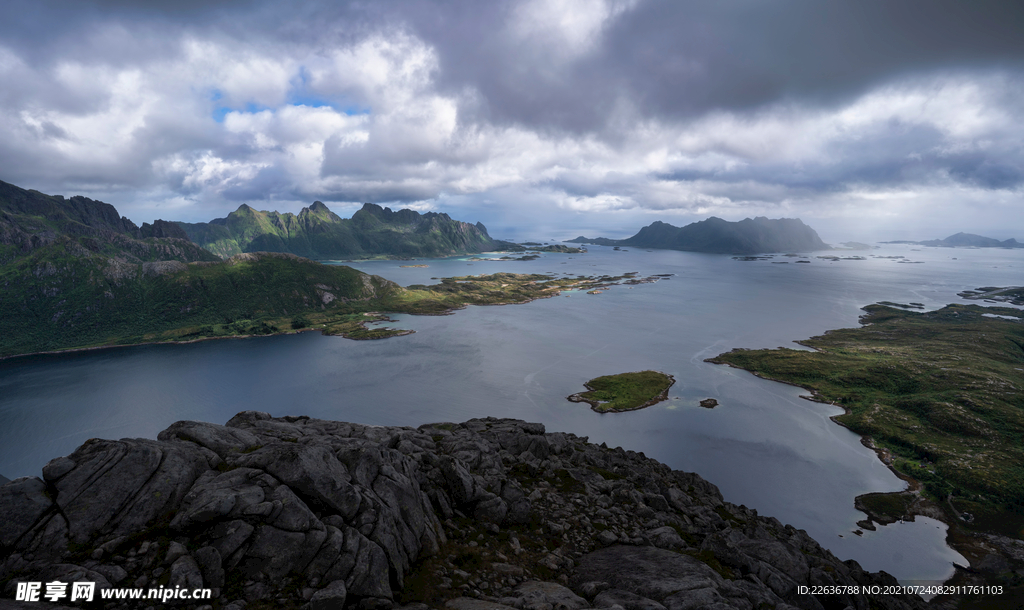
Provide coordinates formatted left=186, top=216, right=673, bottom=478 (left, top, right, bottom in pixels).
left=705, top=356, right=1009, bottom=592
left=0, top=316, right=411, bottom=363
left=0, top=327, right=325, bottom=363
left=0, top=277, right=610, bottom=362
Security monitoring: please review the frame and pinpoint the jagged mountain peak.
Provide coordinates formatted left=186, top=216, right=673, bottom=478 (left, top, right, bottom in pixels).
left=178, top=200, right=496, bottom=260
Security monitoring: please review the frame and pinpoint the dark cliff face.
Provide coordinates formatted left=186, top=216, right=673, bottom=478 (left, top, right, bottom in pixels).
left=177, top=202, right=496, bottom=260
left=1, top=414, right=928, bottom=610
left=140, top=219, right=191, bottom=240
left=568, top=217, right=830, bottom=254
left=0, top=179, right=216, bottom=263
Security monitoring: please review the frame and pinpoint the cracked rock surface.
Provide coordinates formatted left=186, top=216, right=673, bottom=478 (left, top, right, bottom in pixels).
left=1, top=414, right=927, bottom=610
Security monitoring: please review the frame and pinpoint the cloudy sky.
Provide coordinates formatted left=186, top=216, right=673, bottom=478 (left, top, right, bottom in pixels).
left=1, top=0, right=1022, bottom=241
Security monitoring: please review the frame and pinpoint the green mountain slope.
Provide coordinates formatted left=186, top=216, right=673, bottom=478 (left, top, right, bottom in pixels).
left=177, top=202, right=498, bottom=260
left=568, top=216, right=830, bottom=254
left=0, top=180, right=403, bottom=357
left=0, top=180, right=624, bottom=358
left=0, top=250, right=399, bottom=357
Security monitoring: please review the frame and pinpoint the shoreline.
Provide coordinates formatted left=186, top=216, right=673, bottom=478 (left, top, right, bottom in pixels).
left=0, top=277, right=605, bottom=362
left=705, top=356, right=1009, bottom=592
left=0, top=330, right=318, bottom=363
left=0, top=317, right=403, bottom=363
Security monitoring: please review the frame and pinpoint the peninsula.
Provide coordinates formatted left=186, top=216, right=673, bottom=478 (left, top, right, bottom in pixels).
left=567, top=216, right=829, bottom=254
left=708, top=302, right=1024, bottom=545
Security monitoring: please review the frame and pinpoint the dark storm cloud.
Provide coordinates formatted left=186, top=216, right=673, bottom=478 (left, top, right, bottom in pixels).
left=947, top=156, right=1024, bottom=190
left=0, top=0, right=1021, bottom=235
left=405, top=0, right=1024, bottom=132
left=6, top=0, right=1024, bottom=127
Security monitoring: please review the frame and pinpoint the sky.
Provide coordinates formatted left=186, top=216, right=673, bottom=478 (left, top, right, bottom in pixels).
left=0, top=0, right=1022, bottom=242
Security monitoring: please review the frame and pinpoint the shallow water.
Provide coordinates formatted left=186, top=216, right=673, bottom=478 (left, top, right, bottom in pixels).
left=3, top=243, right=1019, bottom=583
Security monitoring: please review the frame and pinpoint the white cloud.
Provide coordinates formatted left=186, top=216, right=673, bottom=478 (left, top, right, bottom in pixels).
left=0, top=7, right=1020, bottom=243
left=510, top=0, right=638, bottom=61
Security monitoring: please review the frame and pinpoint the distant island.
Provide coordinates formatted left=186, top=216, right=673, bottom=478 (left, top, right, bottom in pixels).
left=567, top=216, right=829, bottom=254
left=568, top=371, right=675, bottom=413
left=882, top=232, right=1023, bottom=248
left=176, top=201, right=501, bottom=260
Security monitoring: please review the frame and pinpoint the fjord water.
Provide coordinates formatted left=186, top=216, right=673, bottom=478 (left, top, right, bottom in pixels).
left=3, top=244, right=1021, bottom=584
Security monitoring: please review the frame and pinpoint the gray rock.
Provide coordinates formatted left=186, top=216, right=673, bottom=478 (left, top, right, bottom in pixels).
left=206, top=519, right=255, bottom=564
left=171, top=468, right=265, bottom=530
left=0, top=477, right=53, bottom=548
left=491, top=562, right=525, bottom=576
left=194, top=545, right=225, bottom=588
left=237, top=524, right=325, bottom=580
left=91, top=563, right=128, bottom=585
left=474, top=494, right=509, bottom=524
left=337, top=525, right=392, bottom=599
left=513, top=580, right=589, bottom=610
left=170, top=555, right=204, bottom=590
left=446, top=598, right=520, bottom=610
left=158, top=420, right=262, bottom=457
left=594, top=589, right=666, bottom=610
left=52, top=438, right=209, bottom=544
left=439, top=456, right=480, bottom=505
left=661, top=588, right=729, bottom=610
left=166, top=540, right=189, bottom=564
left=310, top=578, right=347, bottom=610
left=572, top=546, right=722, bottom=602
left=645, top=527, right=686, bottom=551
left=41, top=456, right=76, bottom=482
left=235, top=443, right=362, bottom=519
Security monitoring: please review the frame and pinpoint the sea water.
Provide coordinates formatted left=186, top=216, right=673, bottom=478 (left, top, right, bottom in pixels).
left=3, top=243, right=1021, bottom=583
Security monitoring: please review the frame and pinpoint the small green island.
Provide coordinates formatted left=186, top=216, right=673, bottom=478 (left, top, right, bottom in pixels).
left=568, top=370, right=675, bottom=413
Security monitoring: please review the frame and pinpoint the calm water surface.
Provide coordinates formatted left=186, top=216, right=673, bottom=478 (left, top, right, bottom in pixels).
left=3, top=244, right=1021, bottom=584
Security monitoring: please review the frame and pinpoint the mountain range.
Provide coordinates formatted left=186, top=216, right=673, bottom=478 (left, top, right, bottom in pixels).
left=176, top=201, right=498, bottom=260
left=882, top=232, right=1023, bottom=248
left=0, top=180, right=401, bottom=357
left=567, top=216, right=829, bottom=254
left=0, top=179, right=578, bottom=358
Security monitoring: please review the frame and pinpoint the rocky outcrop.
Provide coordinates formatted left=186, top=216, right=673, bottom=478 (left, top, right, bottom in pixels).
left=0, top=415, right=927, bottom=610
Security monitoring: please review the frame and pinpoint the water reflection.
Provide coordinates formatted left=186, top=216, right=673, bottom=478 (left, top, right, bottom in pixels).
left=3, top=243, right=1011, bottom=582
